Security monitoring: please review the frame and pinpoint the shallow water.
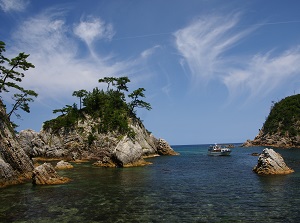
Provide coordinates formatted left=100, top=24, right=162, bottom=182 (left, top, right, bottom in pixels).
left=1, top=144, right=300, bottom=222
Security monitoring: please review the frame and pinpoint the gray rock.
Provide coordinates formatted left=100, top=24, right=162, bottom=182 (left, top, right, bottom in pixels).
left=253, top=148, right=294, bottom=175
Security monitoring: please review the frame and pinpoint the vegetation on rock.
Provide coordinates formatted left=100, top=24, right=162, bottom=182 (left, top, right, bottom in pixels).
left=43, top=76, right=151, bottom=138
left=263, top=94, right=300, bottom=137
left=243, top=94, right=300, bottom=148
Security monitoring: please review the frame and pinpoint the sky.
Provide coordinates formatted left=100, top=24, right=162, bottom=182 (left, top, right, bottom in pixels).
left=1, top=0, right=300, bottom=145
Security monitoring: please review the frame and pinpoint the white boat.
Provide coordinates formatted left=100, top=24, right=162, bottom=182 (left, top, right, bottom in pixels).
left=208, top=144, right=231, bottom=156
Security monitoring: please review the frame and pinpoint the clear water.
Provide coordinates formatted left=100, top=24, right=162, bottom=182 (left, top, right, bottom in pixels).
left=1, top=144, right=300, bottom=222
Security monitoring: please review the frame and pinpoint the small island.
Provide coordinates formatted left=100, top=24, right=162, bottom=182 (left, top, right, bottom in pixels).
left=243, top=94, right=300, bottom=148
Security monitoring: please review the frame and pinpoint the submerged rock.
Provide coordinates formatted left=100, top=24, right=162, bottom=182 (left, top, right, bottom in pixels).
left=253, top=148, right=294, bottom=175
left=32, top=163, right=70, bottom=185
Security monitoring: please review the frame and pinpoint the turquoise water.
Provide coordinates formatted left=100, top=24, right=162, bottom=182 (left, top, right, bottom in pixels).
left=1, top=144, right=300, bottom=222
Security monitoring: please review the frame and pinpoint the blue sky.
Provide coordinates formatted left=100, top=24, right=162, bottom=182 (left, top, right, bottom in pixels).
left=1, top=0, right=300, bottom=145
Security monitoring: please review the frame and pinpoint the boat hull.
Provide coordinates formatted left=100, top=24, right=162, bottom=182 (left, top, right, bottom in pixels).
left=207, top=150, right=231, bottom=156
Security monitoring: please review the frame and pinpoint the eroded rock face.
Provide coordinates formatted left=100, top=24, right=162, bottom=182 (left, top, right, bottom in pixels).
left=0, top=100, right=33, bottom=187
left=243, top=129, right=300, bottom=148
left=32, top=163, right=70, bottom=185
left=157, top=139, right=179, bottom=156
left=253, top=148, right=294, bottom=175
left=18, top=117, right=178, bottom=167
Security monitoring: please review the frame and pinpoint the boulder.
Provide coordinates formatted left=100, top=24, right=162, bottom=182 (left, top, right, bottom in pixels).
left=113, top=136, right=145, bottom=167
left=32, top=163, right=70, bottom=185
left=55, top=160, right=73, bottom=170
left=157, top=139, right=179, bottom=155
left=253, top=148, right=294, bottom=175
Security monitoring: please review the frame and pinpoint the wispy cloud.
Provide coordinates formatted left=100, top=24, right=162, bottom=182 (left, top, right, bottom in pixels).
left=174, top=13, right=300, bottom=101
left=223, top=48, right=300, bottom=100
left=0, top=0, right=28, bottom=12
left=140, top=45, right=161, bottom=59
left=174, top=13, right=254, bottom=87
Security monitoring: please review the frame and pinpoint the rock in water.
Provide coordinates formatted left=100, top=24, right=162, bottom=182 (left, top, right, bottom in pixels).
left=253, top=148, right=294, bottom=175
left=32, top=163, right=70, bottom=185
left=55, top=160, right=73, bottom=170
left=157, top=139, right=179, bottom=155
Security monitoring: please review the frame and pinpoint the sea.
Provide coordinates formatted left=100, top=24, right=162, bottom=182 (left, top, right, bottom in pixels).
left=1, top=144, right=300, bottom=223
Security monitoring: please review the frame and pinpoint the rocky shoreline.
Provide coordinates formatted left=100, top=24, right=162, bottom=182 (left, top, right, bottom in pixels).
left=243, top=129, right=300, bottom=148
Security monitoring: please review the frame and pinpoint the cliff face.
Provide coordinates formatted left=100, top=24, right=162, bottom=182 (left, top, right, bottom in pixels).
left=18, top=114, right=178, bottom=167
left=0, top=100, right=33, bottom=187
left=244, top=94, right=300, bottom=148
left=243, top=129, right=300, bottom=148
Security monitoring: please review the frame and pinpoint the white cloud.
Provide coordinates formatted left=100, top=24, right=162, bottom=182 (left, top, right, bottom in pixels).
left=0, top=0, right=28, bottom=12
left=223, top=48, right=300, bottom=100
left=74, top=16, right=115, bottom=46
left=9, top=10, right=137, bottom=103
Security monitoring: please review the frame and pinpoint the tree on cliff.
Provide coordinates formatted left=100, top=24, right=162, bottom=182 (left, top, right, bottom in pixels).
left=72, top=89, right=88, bottom=110
left=98, top=77, right=117, bottom=91
left=7, top=90, right=38, bottom=119
left=43, top=76, right=151, bottom=137
left=128, top=88, right=152, bottom=114
left=0, top=41, right=38, bottom=124
left=0, top=41, right=35, bottom=93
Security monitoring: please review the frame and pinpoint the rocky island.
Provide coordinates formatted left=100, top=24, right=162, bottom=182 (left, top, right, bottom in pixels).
left=243, top=94, right=300, bottom=148
left=0, top=76, right=178, bottom=187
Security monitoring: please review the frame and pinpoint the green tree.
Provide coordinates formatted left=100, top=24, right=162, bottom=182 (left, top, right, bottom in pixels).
left=0, top=41, right=35, bottom=93
left=7, top=89, right=38, bottom=119
left=53, top=104, right=76, bottom=115
left=72, top=89, right=88, bottom=110
left=128, top=88, right=152, bottom=114
left=0, top=41, right=37, bottom=125
left=115, top=76, right=130, bottom=92
left=98, top=77, right=117, bottom=92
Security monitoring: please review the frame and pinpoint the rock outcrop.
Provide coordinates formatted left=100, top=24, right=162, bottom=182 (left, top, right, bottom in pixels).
left=32, top=163, right=70, bottom=185
left=253, top=148, right=294, bottom=175
left=18, top=115, right=177, bottom=168
left=243, top=129, right=300, bottom=148
left=0, top=100, right=33, bottom=187
left=55, top=160, right=73, bottom=170
left=157, top=138, right=179, bottom=155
